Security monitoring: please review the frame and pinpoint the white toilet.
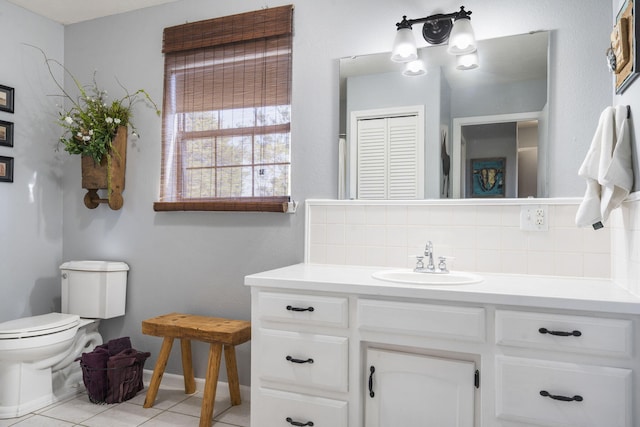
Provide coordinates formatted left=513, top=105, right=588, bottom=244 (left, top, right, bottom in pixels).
left=0, top=260, right=129, bottom=419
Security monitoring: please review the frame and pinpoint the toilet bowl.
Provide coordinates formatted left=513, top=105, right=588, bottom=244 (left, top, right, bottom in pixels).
left=0, top=261, right=128, bottom=419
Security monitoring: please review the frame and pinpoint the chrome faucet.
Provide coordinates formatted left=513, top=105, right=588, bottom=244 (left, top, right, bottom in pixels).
left=414, top=241, right=450, bottom=273
left=424, top=241, right=436, bottom=272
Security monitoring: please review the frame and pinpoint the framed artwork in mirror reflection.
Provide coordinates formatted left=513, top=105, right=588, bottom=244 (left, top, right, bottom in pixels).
left=0, top=120, right=13, bottom=147
left=0, top=85, right=14, bottom=113
left=0, top=156, right=13, bottom=183
left=470, top=157, right=505, bottom=198
left=612, top=0, right=639, bottom=93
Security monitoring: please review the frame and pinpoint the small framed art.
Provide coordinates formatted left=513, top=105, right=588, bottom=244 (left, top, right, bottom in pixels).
left=0, top=156, right=13, bottom=183
left=0, top=85, right=14, bottom=113
left=470, top=157, right=505, bottom=198
left=613, top=0, right=639, bottom=94
left=0, top=120, right=14, bottom=147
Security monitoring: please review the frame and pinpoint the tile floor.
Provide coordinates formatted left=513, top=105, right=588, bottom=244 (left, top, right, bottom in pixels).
left=0, top=384, right=250, bottom=427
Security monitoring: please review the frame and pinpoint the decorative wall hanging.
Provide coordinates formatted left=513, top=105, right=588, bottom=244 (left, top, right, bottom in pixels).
left=0, top=85, right=14, bottom=113
left=611, top=0, right=639, bottom=94
left=32, top=46, right=159, bottom=210
left=470, top=157, right=505, bottom=197
left=0, top=156, right=14, bottom=183
left=81, top=126, right=127, bottom=210
left=0, top=120, right=14, bottom=147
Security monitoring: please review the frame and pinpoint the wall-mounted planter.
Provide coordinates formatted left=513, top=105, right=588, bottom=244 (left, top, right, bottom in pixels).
left=81, top=126, right=127, bottom=210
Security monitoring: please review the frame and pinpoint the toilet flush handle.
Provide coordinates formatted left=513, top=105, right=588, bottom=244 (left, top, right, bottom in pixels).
left=62, top=273, right=68, bottom=279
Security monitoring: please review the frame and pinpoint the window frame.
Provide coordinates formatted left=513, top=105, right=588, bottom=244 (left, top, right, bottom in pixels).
left=154, top=6, right=294, bottom=212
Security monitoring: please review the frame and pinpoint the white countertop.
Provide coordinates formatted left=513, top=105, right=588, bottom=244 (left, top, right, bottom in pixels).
left=245, top=263, right=640, bottom=315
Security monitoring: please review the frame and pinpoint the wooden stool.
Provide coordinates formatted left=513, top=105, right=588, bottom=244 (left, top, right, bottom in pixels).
left=141, top=313, right=251, bottom=427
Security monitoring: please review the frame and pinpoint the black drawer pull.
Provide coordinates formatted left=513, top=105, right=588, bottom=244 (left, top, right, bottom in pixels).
left=538, top=327, right=582, bottom=337
left=540, top=390, right=583, bottom=402
left=287, top=305, right=315, bottom=312
left=286, top=355, right=314, bottom=364
left=368, top=365, right=376, bottom=398
left=286, top=417, right=314, bottom=426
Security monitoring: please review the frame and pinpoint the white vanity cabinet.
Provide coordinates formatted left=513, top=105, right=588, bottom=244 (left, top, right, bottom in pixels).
left=495, top=310, right=635, bottom=427
left=250, top=291, right=350, bottom=427
left=246, top=264, right=640, bottom=427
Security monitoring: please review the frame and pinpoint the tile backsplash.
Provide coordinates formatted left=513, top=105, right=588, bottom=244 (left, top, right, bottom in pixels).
left=305, top=199, right=611, bottom=278
left=610, top=195, right=640, bottom=294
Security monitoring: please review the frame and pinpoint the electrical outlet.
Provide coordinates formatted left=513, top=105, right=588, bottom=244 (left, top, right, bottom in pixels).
left=535, top=208, right=545, bottom=226
left=520, top=205, right=549, bottom=231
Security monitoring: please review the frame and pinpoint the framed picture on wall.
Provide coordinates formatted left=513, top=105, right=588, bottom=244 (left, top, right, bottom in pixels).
left=613, top=0, right=639, bottom=93
left=0, top=156, right=14, bottom=183
left=0, top=120, right=14, bottom=147
left=0, top=85, right=14, bottom=113
left=470, top=157, right=505, bottom=198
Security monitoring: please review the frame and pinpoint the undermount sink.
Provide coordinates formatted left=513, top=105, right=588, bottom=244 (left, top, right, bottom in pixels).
left=372, top=269, right=483, bottom=285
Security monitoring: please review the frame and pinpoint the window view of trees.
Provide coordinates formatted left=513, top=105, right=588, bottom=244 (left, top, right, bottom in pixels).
left=180, top=105, right=291, bottom=199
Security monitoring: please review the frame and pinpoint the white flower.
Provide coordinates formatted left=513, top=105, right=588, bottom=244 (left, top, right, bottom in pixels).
left=105, top=117, right=114, bottom=124
left=114, top=118, right=121, bottom=124
left=88, top=130, right=94, bottom=135
left=64, top=116, right=73, bottom=124
left=77, top=132, right=83, bottom=137
left=82, top=135, right=91, bottom=141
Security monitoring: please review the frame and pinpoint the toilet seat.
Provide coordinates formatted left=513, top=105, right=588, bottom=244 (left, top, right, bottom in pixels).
left=0, top=313, right=80, bottom=340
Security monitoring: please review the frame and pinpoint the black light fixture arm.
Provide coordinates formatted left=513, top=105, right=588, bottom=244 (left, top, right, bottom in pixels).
left=395, top=6, right=472, bottom=45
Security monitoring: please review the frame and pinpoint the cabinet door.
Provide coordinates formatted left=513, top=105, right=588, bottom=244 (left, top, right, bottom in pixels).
left=365, top=348, right=475, bottom=427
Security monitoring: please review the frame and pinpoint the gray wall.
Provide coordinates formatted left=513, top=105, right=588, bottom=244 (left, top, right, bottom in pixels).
left=0, top=1, right=64, bottom=322
left=1, top=0, right=619, bottom=387
left=451, top=79, right=548, bottom=118
left=613, top=0, right=640, bottom=192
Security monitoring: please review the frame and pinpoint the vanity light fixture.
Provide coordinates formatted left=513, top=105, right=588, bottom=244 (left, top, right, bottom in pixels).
left=456, top=51, right=479, bottom=70
left=391, top=6, right=477, bottom=63
left=403, top=58, right=427, bottom=76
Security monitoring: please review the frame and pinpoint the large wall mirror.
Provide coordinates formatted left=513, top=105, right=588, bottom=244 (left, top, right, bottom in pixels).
left=339, top=31, right=549, bottom=199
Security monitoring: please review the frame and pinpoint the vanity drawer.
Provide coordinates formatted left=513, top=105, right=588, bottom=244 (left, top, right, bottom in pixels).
left=257, top=329, right=349, bottom=392
left=255, top=387, right=348, bottom=427
left=495, top=310, right=633, bottom=357
left=496, top=356, right=632, bottom=427
left=358, top=299, right=485, bottom=342
left=258, top=291, right=348, bottom=328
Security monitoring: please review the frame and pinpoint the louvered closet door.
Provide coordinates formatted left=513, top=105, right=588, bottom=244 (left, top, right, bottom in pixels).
left=356, top=115, right=420, bottom=199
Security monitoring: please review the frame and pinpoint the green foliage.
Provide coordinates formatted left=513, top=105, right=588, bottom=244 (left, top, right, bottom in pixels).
left=34, top=46, right=160, bottom=163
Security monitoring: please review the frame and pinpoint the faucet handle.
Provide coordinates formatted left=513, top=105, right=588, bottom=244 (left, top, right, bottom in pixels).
left=438, top=256, right=449, bottom=273
left=413, top=255, right=425, bottom=272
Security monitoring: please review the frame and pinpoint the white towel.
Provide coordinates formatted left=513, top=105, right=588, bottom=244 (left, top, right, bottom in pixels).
left=575, top=105, right=632, bottom=228
left=575, top=107, right=614, bottom=228
left=600, top=105, right=633, bottom=221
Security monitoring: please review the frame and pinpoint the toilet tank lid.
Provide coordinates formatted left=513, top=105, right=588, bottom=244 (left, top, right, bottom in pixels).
left=0, top=313, right=80, bottom=338
left=60, top=260, right=129, bottom=272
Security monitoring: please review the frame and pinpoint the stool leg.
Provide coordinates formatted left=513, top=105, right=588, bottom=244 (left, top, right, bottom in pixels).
left=199, top=343, right=222, bottom=427
left=180, top=339, right=196, bottom=394
left=143, top=337, right=174, bottom=408
left=224, top=345, right=242, bottom=406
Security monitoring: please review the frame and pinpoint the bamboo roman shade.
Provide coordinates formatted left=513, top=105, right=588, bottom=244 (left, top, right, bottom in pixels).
left=155, top=5, right=293, bottom=212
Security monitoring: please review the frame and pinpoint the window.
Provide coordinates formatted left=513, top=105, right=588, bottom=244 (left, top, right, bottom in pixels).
left=154, top=6, right=293, bottom=212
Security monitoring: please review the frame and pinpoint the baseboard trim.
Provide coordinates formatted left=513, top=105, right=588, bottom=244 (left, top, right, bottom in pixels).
left=142, top=369, right=251, bottom=402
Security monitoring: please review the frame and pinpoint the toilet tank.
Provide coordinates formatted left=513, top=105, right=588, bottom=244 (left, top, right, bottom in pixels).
left=60, top=261, right=129, bottom=319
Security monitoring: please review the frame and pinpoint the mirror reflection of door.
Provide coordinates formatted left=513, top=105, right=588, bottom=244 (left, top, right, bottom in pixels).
left=461, top=120, right=538, bottom=198
left=350, top=106, right=425, bottom=199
